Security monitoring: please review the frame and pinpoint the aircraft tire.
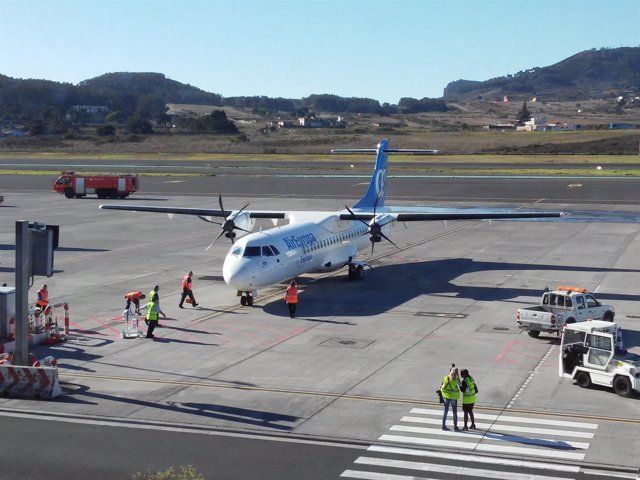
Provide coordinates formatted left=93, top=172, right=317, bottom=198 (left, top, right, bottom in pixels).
left=247, top=296, right=254, bottom=306
left=348, top=265, right=356, bottom=280
left=240, top=296, right=247, bottom=306
left=356, top=265, right=364, bottom=280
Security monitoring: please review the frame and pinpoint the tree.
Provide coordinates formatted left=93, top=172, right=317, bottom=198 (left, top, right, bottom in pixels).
left=96, top=124, right=116, bottom=136
left=516, top=101, right=532, bottom=125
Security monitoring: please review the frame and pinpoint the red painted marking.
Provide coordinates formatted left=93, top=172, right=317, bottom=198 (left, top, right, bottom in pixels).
left=88, top=315, right=121, bottom=335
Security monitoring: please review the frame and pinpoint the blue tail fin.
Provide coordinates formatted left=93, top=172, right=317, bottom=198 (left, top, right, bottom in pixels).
left=353, top=139, right=388, bottom=210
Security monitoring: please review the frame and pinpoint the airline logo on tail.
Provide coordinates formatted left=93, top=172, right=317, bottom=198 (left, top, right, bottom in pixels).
left=353, top=139, right=389, bottom=210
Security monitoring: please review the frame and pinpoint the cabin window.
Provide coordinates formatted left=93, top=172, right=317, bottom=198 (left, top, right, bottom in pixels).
left=243, top=246, right=261, bottom=257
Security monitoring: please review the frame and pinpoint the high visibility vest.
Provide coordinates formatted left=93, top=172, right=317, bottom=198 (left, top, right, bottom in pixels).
left=462, top=376, right=477, bottom=404
left=146, top=290, right=158, bottom=321
left=440, top=375, right=460, bottom=400
left=285, top=286, right=298, bottom=303
left=182, top=275, right=192, bottom=290
left=124, top=291, right=143, bottom=301
left=36, top=288, right=49, bottom=307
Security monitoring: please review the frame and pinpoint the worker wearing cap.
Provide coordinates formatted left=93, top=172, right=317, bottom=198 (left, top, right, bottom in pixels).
left=36, top=284, right=49, bottom=309
left=124, top=291, right=145, bottom=314
left=178, top=271, right=198, bottom=308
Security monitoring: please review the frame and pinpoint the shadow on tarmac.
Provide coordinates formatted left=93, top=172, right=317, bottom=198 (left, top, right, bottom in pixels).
left=57, top=383, right=300, bottom=430
left=262, top=258, right=640, bottom=318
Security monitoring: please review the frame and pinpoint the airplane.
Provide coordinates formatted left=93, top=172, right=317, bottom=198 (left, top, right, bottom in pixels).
left=100, top=139, right=564, bottom=306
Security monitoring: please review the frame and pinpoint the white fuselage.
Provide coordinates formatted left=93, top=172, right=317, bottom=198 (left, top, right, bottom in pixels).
left=222, top=213, right=392, bottom=291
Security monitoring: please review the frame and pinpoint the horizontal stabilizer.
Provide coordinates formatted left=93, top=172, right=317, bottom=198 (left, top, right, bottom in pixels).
left=331, top=148, right=439, bottom=155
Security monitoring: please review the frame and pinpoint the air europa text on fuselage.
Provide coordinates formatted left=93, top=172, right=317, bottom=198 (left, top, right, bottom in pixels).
left=283, top=232, right=318, bottom=250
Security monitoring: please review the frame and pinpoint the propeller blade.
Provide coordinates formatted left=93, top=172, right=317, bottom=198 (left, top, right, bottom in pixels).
left=345, top=205, right=369, bottom=227
left=379, top=231, right=398, bottom=248
left=206, top=230, right=226, bottom=250
left=197, top=215, right=222, bottom=225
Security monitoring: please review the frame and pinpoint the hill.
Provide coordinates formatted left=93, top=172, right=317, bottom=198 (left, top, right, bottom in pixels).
left=444, top=47, right=640, bottom=101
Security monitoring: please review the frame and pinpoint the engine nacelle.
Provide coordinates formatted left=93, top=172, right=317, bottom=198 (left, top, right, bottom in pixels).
left=228, top=211, right=255, bottom=240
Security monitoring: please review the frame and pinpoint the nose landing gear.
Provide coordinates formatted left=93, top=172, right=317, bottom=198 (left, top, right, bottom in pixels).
left=239, top=292, right=254, bottom=306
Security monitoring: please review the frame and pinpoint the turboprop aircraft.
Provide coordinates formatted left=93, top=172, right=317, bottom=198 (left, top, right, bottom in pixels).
left=100, top=139, right=563, bottom=305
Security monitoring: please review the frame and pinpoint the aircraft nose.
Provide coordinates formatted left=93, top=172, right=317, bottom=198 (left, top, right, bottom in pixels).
left=223, top=258, right=256, bottom=290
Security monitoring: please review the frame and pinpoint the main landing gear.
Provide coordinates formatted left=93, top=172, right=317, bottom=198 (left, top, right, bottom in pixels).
left=347, top=263, right=365, bottom=281
left=239, top=292, right=254, bottom=306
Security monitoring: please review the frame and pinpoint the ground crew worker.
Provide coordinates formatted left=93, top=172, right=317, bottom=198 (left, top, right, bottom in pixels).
left=124, top=291, right=145, bottom=314
left=145, top=285, right=161, bottom=338
left=460, top=369, right=478, bottom=431
left=178, top=271, right=198, bottom=308
left=36, top=284, right=49, bottom=308
left=284, top=279, right=298, bottom=318
left=440, top=366, right=460, bottom=431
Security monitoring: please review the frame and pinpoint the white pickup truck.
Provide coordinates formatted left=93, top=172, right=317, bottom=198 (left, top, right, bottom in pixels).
left=517, top=286, right=615, bottom=338
left=560, top=320, right=640, bottom=397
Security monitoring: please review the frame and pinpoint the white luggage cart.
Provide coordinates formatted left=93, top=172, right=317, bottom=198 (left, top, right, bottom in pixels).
left=121, top=310, right=144, bottom=339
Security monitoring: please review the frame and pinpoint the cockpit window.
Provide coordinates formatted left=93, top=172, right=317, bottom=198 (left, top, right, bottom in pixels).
left=262, top=246, right=274, bottom=256
left=231, top=246, right=243, bottom=256
left=243, top=246, right=261, bottom=257
left=270, top=245, right=280, bottom=255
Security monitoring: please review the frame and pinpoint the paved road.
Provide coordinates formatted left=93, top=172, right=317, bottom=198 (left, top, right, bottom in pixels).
left=0, top=169, right=639, bottom=479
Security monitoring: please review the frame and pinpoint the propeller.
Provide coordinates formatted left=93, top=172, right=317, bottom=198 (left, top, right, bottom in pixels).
left=202, top=194, right=251, bottom=250
left=345, top=198, right=397, bottom=255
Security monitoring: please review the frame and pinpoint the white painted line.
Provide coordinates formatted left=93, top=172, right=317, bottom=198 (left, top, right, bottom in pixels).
left=389, top=425, right=590, bottom=449
left=341, top=470, right=429, bottom=479
left=581, top=468, right=639, bottom=479
left=400, top=416, right=595, bottom=438
left=379, top=434, right=586, bottom=461
left=379, top=434, right=480, bottom=450
left=410, top=408, right=598, bottom=429
left=475, top=443, right=586, bottom=461
left=355, top=456, right=574, bottom=480
left=367, top=445, right=580, bottom=473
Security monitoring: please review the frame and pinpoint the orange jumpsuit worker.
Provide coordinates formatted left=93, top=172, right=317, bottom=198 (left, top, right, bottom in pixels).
left=178, top=271, right=198, bottom=308
left=36, top=284, right=49, bottom=308
left=284, top=279, right=298, bottom=318
left=124, top=291, right=146, bottom=314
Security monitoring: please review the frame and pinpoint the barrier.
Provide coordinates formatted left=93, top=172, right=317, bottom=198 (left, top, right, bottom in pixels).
left=0, top=356, right=62, bottom=399
left=29, top=302, right=69, bottom=345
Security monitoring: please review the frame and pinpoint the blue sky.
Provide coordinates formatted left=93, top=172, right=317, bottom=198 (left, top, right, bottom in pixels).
left=2, top=0, right=638, bottom=104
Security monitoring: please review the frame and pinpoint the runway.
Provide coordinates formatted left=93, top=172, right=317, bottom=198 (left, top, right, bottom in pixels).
left=0, top=168, right=639, bottom=479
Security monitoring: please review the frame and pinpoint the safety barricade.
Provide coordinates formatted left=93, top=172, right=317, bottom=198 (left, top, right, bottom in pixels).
left=0, top=354, right=62, bottom=399
left=29, top=302, right=69, bottom=346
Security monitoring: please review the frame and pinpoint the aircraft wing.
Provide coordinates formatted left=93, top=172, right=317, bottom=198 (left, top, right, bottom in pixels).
left=99, top=204, right=286, bottom=219
left=339, top=207, right=565, bottom=222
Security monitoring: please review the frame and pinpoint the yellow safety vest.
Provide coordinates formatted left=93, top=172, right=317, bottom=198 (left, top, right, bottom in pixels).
left=462, top=376, right=477, bottom=404
left=440, top=375, right=460, bottom=400
left=146, top=290, right=158, bottom=321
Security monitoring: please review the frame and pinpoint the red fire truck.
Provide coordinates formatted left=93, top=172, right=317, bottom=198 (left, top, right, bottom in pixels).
left=53, top=172, right=139, bottom=199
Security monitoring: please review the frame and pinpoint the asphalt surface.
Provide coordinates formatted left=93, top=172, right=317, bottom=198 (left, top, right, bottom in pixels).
left=0, top=167, right=639, bottom=480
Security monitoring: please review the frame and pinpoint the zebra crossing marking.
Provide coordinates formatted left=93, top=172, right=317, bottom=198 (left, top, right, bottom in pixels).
left=340, top=408, right=599, bottom=478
